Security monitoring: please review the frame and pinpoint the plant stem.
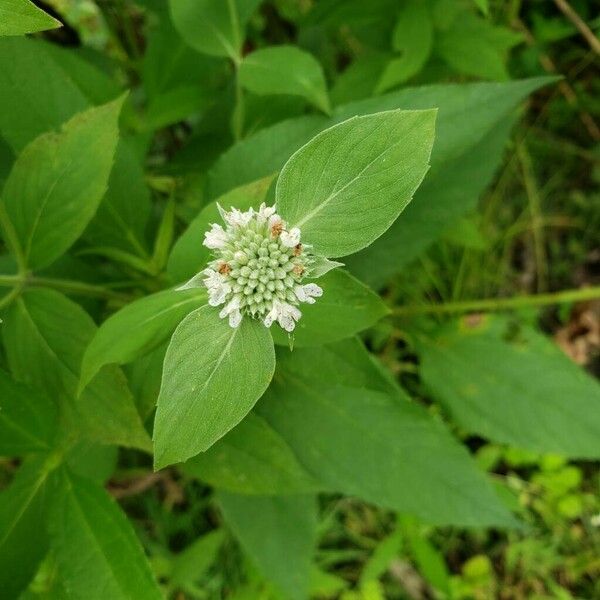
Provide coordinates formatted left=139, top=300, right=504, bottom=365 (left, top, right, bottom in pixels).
left=0, top=273, right=128, bottom=301
left=0, top=201, right=27, bottom=273
left=392, top=286, right=600, bottom=317
left=517, top=142, right=547, bottom=292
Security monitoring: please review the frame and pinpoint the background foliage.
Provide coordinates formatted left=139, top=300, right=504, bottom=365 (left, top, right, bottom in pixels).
left=1, top=0, right=599, bottom=599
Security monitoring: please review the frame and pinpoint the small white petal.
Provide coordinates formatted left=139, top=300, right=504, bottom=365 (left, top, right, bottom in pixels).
left=303, top=283, right=323, bottom=298
left=278, top=314, right=296, bottom=332
left=294, top=285, right=307, bottom=302
left=229, top=310, right=242, bottom=328
left=203, top=224, right=228, bottom=249
left=280, top=227, right=301, bottom=248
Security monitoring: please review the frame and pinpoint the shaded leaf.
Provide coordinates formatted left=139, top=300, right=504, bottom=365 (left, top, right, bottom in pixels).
left=239, top=46, right=330, bottom=113
left=418, top=316, right=600, bottom=458
left=49, top=469, right=162, bottom=600
left=80, top=287, right=207, bottom=392
left=218, top=492, right=317, bottom=600
left=270, top=269, right=389, bottom=347
left=0, top=368, right=57, bottom=455
left=184, top=413, right=318, bottom=495
left=0, top=0, right=61, bottom=36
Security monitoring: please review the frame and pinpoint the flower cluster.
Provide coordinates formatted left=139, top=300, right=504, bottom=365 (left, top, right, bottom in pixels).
left=179, top=203, right=323, bottom=331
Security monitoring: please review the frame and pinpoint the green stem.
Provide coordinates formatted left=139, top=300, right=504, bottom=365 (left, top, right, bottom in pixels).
left=28, top=276, right=129, bottom=301
left=392, top=286, right=600, bottom=317
left=0, top=273, right=128, bottom=301
left=0, top=201, right=27, bottom=273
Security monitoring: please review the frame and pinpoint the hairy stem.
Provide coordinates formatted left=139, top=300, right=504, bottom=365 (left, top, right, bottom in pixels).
left=392, top=286, right=600, bottom=317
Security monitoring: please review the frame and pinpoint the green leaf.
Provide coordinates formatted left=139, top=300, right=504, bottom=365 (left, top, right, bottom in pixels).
left=2, top=289, right=151, bottom=451
left=239, top=46, right=331, bottom=114
left=0, top=38, right=150, bottom=256
left=169, top=0, right=262, bottom=61
left=0, top=457, right=54, bottom=598
left=376, top=0, right=433, bottom=93
left=1, top=97, right=124, bottom=270
left=48, top=469, right=163, bottom=600
left=153, top=305, right=275, bottom=468
left=80, top=287, right=208, bottom=392
left=170, top=529, right=225, bottom=588
left=275, top=109, right=436, bottom=258
left=345, top=77, right=556, bottom=287
left=183, top=413, right=318, bottom=494
left=258, top=359, right=515, bottom=527
left=270, top=269, right=389, bottom=347
left=167, top=175, right=275, bottom=283
left=207, top=78, right=555, bottom=285
left=218, top=492, right=317, bottom=600
left=417, top=316, right=600, bottom=459
left=0, top=0, right=61, bottom=36
left=436, top=12, right=521, bottom=80
left=0, top=368, right=57, bottom=455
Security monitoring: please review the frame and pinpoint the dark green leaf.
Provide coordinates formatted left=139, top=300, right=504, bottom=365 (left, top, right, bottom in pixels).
left=2, top=97, right=124, bottom=269
left=0, top=457, right=54, bottom=598
left=270, top=270, right=389, bottom=347
left=418, top=316, right=600, bottom=459
left=48, top=469, right=162, bottom=600
left=80, top=287, right=208, bottom=392
left=218, top=492, right=317, bottom=600
left=2, top=289, right=151, bottom=451
left=0, top=368, right=57, bottom=455
left=184, top=413, right=318, bottom=494
left=239, top=46, right=330, bottom=114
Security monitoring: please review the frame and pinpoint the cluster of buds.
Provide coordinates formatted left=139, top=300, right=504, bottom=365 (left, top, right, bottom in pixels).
left=180, top=203, right=322, bottom=331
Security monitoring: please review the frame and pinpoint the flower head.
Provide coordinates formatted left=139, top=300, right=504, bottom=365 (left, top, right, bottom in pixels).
left=180, top=204, right=323, bottom=330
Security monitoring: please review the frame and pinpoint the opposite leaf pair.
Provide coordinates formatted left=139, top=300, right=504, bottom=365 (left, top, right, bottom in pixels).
left=152, top=108, right=437, bottom=469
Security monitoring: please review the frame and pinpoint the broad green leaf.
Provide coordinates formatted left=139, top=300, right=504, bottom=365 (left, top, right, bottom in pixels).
left=0, top=457, right=55, bottom=598
left=2, top=289, right=150, bottom=451
left=0, top=0, right=61, bottom=36
left=274, top=337, right=401, bottom=397
left=258, top=366, right=515, bottom=527
left=270, top=269, right=389, bottom=347
left=170, top=529, right=225, bottom=588
left=169, top=0, right=262, bottom=61
left=276, top=109, right=436, bottom=258
left=418, top=316, right=600, bottom=459
left=184, top=413, right=318, bottom=495
left=168, top=175, right=275, bottom=283
left=153, top=305, right=275, bottom=468
left=436, top=12, right=521, bottom=80
left=0, top=38, right=150, bottom=256
left=344, top=77, right=556, bottom=287
left=376, top=0, right=433, bottom=93
left=80, top=287, right=208, bottom=392
left=239, top=46, right=330, bottom=114
left=0, top=368, right=57, bottom=455
left=218, top=492, right=317, bottom=600
left=1, top=97, right=124, bottom=270
left=48, top=469, right=162, bottom=600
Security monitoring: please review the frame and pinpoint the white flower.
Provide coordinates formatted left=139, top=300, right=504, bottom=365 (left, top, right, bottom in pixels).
left=203, top=223, right=228, bottom=249
left=219, top=296, right=243, bottom=328
left=264, top=300, right=302, bottom=332
left=256, top=202, right=277, bottom=224
left=218, top=203, right=254, bottom=227
left=180, top=202, right=330, bottom=330
left=280, top=227, right=301, bottom=248
left=202, top=268, right=231, bottom=306
left=294, top=283, right=323, bottom=304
